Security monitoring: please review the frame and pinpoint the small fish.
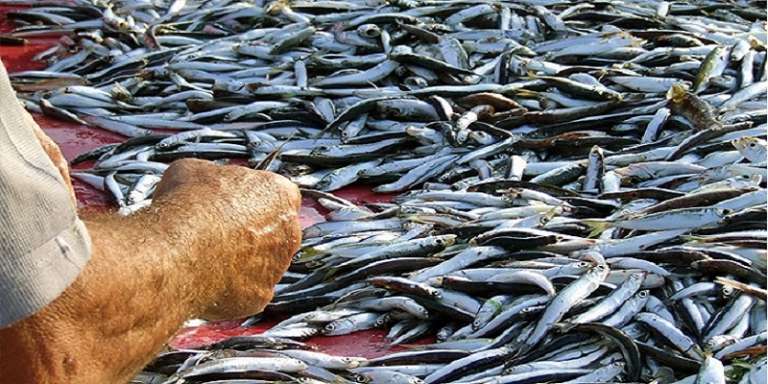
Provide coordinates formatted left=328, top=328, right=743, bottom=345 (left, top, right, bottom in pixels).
left=732, top=137, right=767, bottom=163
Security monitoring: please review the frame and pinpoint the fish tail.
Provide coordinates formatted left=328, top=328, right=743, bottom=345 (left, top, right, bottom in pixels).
left=582, top=219, right=612, bottom=238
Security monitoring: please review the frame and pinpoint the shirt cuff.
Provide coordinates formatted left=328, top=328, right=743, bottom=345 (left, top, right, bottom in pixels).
left=0, top=218, right=91, bottom=327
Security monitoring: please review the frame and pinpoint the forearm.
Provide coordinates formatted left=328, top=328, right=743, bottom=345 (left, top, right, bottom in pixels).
left=0, top=164, right=301, bottom=384
left=0, top=212, right=203, bottom=384
left=0, top=160, right=301, bottom=384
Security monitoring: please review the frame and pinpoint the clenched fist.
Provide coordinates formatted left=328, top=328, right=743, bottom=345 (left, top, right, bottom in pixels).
left=0, top=159, right=302, bottom=384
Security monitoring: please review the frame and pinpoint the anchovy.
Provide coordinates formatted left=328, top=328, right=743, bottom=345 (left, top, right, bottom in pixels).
left=5, top=2, right=767, bottom=383
left=524, top=264, right=609, bottom=350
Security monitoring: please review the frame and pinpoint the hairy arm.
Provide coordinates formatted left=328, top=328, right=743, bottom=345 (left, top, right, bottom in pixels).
left=0, top=159, right=302, bottom=384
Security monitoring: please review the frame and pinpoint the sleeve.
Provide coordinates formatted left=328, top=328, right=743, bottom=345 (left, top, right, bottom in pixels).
left=0, top=60, right=92, bottom=327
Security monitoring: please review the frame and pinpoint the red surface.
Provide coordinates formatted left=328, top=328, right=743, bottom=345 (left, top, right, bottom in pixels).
left=0, top=8, right=411, bottom=358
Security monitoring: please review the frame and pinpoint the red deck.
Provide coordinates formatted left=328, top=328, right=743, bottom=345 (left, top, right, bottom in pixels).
left=0, top=7, right=419, bottom=358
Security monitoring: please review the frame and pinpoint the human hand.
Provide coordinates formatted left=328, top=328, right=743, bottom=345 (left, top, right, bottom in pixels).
left=153, top=159, right=302, bottom=320
left=0, top=158, right=302, bottom=384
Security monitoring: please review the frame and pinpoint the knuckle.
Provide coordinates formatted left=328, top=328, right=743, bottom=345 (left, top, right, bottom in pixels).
left=172, top=158, right=205, bottom=169
left=255, top=171, right=300, bottom=198
left=166, top=158, right=208, bottom=177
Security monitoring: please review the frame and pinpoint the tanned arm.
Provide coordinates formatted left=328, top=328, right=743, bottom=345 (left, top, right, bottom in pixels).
left=0, top=159, right=302, bottom=384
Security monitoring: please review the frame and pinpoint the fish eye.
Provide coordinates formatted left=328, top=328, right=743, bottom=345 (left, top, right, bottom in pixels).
left=638, top=290, right=648, bottom=297
left=750, top=142, right=757, bottom=147
left=324, top=324, right=335, bottom=331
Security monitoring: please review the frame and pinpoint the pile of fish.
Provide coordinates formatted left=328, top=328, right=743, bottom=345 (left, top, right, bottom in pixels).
left=132, top=331, right=767, bottom=383
left=2, top=0, right=767, bottom=382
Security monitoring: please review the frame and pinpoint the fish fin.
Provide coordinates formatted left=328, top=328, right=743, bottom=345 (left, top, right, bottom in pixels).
left=554, top=322, right=577, bottom=333
left=543, top=205, right=562, bottom=222
left=513, top=89, right=539, bottom=98
left=253, top=148, right=280, bottom=170
left=253, top=131, right=296, bottom=170
left=293, top=247, right=323, bottom=263
left=403, top=215, right=432, bottom=225
left=323, top=266, right=339, bottom=281
left=680, top=234, right=705, bottom=242
left=582, top=219, right=611, bottom=238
